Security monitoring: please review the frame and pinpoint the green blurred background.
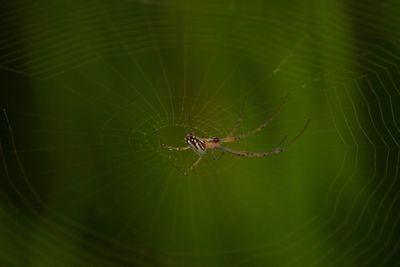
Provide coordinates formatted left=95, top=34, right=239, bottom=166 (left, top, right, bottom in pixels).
left=1, top=0, right=400, bottom=266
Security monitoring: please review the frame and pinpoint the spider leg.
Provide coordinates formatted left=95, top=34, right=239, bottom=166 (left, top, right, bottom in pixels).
left=219, top=118, right=310, bottom=158
left=184, top=155, right=204, bottom=175
left=153, top=127, right=190, bottom=151
left=211, top=150, right=217, bottom=160
left=276, top=135, right=288, bottom=147
left=216, top=151, right=225, bottom=161
left=226, top=96, right=247, bottom=137
left=222, top=93, right=289, bottom=143
left=284, top=118, right=310, bottom=148
left=211, top=150, right=225, bottom=161
left=219, top=146, right=284, bottom=158
left=162, top=144, right=190, bottom=151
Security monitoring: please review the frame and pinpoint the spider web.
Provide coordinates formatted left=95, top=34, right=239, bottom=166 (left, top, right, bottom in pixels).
left=1, top=0, right=400, bottom=266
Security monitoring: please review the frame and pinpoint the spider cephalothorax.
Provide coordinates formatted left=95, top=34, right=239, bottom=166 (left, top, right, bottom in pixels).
left=162, top=94, right=310, bottom=175
left=209, top=137, right=220, bottom=143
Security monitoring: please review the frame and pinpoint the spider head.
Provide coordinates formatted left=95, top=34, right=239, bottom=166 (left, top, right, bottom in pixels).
left=211, top=137, right=220, bottom=143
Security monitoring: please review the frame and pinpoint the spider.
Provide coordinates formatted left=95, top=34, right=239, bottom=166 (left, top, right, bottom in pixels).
left=161, top=93, right=310, bottom=175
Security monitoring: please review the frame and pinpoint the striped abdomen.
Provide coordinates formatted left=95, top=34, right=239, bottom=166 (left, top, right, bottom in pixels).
left=185, top=134, right=206, bottom=155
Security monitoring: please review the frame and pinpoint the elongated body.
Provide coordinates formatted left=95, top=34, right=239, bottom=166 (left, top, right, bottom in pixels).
left=185, top=134, right=221, bottom=155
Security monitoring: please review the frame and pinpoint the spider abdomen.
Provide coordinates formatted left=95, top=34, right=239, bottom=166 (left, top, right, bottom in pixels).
left=185, top=135, right=207, bottom=155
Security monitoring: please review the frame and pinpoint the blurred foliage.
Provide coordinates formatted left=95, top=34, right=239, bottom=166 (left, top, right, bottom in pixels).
left=1, top=0, right=400, bottom=266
